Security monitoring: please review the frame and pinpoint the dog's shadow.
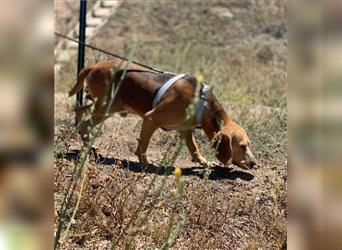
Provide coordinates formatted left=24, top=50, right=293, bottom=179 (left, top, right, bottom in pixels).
left=64, top=150, right=254, bottom=182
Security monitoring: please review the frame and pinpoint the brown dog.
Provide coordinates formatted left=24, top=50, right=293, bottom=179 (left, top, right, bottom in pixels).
left=69, top=59, right=258, bottom=170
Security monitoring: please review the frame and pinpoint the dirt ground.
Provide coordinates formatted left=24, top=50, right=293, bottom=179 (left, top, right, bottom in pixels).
left=55, top=1, right=287, bottom=249
left=54, top=90, right=286, bottom=249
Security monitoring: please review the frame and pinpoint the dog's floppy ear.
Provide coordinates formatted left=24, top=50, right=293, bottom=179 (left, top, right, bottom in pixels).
left=213, top=131, right=232, bottom=165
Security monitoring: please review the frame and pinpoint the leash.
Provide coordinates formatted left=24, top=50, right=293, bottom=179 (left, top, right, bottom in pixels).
left=54, top=32, right=176, bottom=75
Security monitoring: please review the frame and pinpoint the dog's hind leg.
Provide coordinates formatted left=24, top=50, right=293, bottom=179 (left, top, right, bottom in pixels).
left=74, top=100, right=123, bottom=162
left=73, top=103, right=102, bottom=161
left=74, top=104, right=92, bottom=136
left=77, top=100, right=121, bottom=143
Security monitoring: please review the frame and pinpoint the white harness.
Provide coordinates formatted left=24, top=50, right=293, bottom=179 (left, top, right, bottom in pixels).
left=152, top=73, right=187, bottom=107
left=152, top=73, right=211, bottom=127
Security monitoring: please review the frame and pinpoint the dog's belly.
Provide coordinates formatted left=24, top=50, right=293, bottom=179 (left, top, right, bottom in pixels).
left=162, top=124, right=195, bottom=131
left=120, top=103, right=196, bottom=131
left=122, top=104, right=146, bottom=118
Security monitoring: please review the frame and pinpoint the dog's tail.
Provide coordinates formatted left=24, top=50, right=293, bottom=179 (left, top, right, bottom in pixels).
left=68, top=66, right=93, bottom=97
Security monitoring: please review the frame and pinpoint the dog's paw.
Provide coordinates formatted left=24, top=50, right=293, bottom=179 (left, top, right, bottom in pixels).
left=196, top=160, right=218, bottom=168
left=90, top=147, right=101, bottom=163
left=206, top=161, right=220, bottom=168
left=136, top=153, right=149, bottom=167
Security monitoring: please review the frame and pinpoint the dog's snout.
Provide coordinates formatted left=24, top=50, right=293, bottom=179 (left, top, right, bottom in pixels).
left=248, top=160, right=257, bottom=168
left=245, top=148, right=258, bottom=168
left=250, top=158, right=262, bottom=169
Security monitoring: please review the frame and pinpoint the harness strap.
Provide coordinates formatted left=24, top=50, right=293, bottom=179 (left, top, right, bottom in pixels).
left=195, top=84, right=211, bottom=125
left=152, top=73, right=187, bottom=108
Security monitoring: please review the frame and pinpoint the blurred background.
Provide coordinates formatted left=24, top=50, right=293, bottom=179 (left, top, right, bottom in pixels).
left=0, top=0, right=340, bottom=249
left=0, top=0, right=53, bottom=249
left=288, top=0, right=342, bottom=249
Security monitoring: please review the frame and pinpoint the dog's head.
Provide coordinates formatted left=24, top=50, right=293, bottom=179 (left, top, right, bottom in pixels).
left=213, top=122, right=258, bottom=169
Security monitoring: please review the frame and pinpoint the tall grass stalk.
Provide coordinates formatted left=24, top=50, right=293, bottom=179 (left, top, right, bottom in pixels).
left=54, top=42, right=137, bottom=249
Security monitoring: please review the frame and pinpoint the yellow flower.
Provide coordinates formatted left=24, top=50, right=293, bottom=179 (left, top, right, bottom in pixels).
left=173, top=167, right=182, bottom=179
left=196, top=74, right=204, bottom=83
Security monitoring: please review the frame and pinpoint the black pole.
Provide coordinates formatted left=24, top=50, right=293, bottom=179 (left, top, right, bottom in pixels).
left=76, top=0, right=87, bottom=109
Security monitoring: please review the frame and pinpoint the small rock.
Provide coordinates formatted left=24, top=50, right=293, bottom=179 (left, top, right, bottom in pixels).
left=211, top=7, right=234, bottom=19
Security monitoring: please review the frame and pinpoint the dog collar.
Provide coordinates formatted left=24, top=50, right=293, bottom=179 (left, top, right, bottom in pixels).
left=195, top=84, right=211, bottom=125
left=152, top=73, right=187, bottom=108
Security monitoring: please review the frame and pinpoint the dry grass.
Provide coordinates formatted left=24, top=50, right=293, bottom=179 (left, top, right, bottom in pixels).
left=54, top=1, right=287, bottom=249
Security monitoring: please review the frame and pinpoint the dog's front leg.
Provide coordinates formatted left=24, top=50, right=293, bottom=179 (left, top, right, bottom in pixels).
left=180, top=130, right=212, bottom=167
left=135, top=113, right=158, bottom=166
